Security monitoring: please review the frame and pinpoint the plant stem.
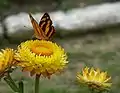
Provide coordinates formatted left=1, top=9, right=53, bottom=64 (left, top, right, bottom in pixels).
left=35, top=74, right=40, bottom=93
left=4, top=74, right=19, bottom=92
left=19, top=80, right=24, bottom=93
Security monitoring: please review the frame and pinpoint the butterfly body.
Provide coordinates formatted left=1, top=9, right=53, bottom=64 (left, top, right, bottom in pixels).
left=29, top=13, right=55, bottom=40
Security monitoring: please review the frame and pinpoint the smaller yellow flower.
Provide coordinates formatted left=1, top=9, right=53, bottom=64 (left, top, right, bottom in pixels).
left=0, top=48, right=16, bottom=78
left=77, top=67, right=112, bottom=91
left=15, top=40, right=68, bottom=78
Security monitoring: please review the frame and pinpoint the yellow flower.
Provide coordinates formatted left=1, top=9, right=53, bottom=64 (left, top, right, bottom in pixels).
left=15, top=40, right=68, bottom=78
left=77, top=67, right=112, bottom=91
left=0, top=48, right=16, bottom=78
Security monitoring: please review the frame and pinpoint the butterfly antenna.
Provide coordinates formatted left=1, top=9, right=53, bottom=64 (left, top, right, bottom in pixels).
left=24, top=26, right=32, bottom=30
left=24, top=25, right=36, bottom=40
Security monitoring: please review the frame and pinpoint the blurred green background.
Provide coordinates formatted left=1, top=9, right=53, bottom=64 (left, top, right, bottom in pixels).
left=0, top=0, right=115, bottom=17
left=0, top=0, right=120, bottom=93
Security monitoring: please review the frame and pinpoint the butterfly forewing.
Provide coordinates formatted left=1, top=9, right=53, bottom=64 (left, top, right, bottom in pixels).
left=39, top=13, right=55, bottom=39
left=29, top=13, right=48, bottom=40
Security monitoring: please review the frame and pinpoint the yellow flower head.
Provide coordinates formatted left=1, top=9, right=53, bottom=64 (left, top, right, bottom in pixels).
left=15, top=40, right=68, bottom=78
left=77, top=67, right=112, bottom=91
left=0, top=48, right=16, bottom=77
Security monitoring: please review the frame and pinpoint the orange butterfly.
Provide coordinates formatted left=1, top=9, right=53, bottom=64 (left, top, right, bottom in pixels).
left=29, top=13, right=55, bottom=40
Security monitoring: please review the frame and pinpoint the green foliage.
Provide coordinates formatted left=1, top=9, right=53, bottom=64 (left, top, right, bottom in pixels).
left=0, top=0, right=107, bottom=12
left=0, top=0, right=10, bottom=9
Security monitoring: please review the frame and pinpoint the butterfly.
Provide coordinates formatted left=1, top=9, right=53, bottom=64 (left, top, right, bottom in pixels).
left=29, top=13, right=55, bottom=40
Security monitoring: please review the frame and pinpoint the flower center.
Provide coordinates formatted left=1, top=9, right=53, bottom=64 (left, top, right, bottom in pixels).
left=31, top=44, right=53, bottom=56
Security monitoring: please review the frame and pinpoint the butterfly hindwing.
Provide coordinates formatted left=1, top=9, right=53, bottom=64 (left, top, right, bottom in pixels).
left=29, top=13, right=48, bottom=40
left=39, top=13, right=55, bottom=39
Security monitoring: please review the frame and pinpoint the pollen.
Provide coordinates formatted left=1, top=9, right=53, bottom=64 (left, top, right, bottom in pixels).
left=31, top=43, right=53, bottom=56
